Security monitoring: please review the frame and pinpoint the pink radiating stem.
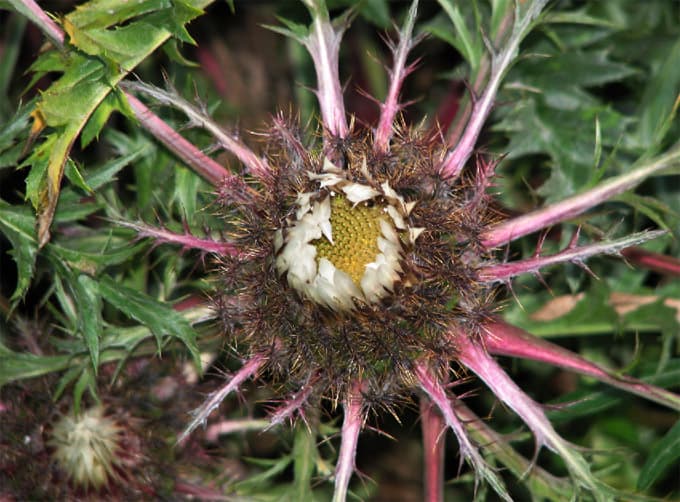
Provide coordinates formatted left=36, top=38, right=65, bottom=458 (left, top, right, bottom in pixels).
left=374, top=0, right=419, bottom=154
left=332, top=381, right=364, bottom=502
left=477, top=230, right=665, bottom=283
left=455, top=330, right=607, bottom=491
left=267, top=380, right=315, bottom=428
left=15, top=0, right=65, bottom=47
left=119, top=220, right=244, bottom=257
left=178, top=354, right=267, bottom=444
left=415, top=360, right=510, bottom=501
left=127, top=94, right=236, bottom=187
left=123, top=82, right=274, bottom=183
left=480, top=148, right=680, bottom=248
left=304, top=1, right=349, bottom=139
left=439, top=1, right=547, bottom=179
left=482, top=320, right=680, bottom=411
left=622, top=247, right=680, bottom=276
left=420, top=396, right=445, bottom=502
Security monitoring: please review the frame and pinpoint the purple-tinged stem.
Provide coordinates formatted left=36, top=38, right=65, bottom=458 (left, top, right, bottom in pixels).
left=453, top=398, right=574, bottom=499
left=439, top=0, right=548, bottom=180
left=443, top=2, right=514, bottom=147
left=266, top=380, right=315, bottom=429
left=204, top=418, right=270, bottom=442
left=481, top=147, right=680, bottom=248
left=178, top=353, right=266, bottom=444
left=302, top=0, right=349, bottom=139
left=477, top=229, right=666, bottom=283
left=622, top=247, right=680, bottom=277
left=124, top=83, right=271, bottom=181
left=118, top=220, right=244, bottom=257
left=482, top=320, right=680, bottom=412
left=333, top=380, right=364, bottom=502
left=414, top=360, right=511, bottom=502
left=373, top=0, right=419, bottom=154
left=126, top=94, right=238, bottom=187
left=420, top=395, right=445, bottom=502
left=455, top=333, right=603, bottom=495
left=11, top=0, right=65, bottom=47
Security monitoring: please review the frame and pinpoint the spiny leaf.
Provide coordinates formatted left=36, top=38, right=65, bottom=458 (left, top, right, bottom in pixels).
left=637, top=419, right=680, bottom=491
left=98, top=276, right=200, bottom=368
left=0, top=200, right=38, bottom=303
left=25, top=0, right=210, bottom=246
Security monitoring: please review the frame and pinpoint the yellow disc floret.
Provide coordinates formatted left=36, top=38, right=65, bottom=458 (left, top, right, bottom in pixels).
left=313, top=196, right=385, bottom=286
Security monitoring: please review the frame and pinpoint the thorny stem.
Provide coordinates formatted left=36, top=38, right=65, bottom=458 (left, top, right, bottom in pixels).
left=482, top=320, right=680, bottom=412
left=415, top=360, right=511, bottom=502
left=454, top=399, right=574, bottom=499
left=333, top=381, right=364, bottom=502
left=439, top=0, right=549, bottom=179
left=303, top=0, right=349, bottom=139
left=116, top=220, right=244, bottom=257
left=9, top=0, right=65, bottom=47
left=481, top=146, right=680, bottom=248
left=420, top=396, right=445, bottom=502
left=443, top=1, right=513, bottom=147
left=455, top=333, right=605, bottom=498
left=477, top=229, right=667, bottom=283
left=374, top=0, right=419, bottom=154
left=266, top=380, right=315, bottom=429
left=178, top=354, right=266, bottom=444
left=124, top=82, right=271, bottom=181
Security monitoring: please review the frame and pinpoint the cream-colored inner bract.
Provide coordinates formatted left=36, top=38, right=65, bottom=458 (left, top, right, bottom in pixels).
left=313, top=196, right=384, bottom=286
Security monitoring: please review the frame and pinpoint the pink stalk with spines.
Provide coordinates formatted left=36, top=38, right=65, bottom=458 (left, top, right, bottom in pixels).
left=414, top=360, right=511, bottom=502
left=116, top=220, right=245, bottom=257
left=439, top=0, right=548, bottom=180
left=177, top=353, right=267, bottom=444
left=301, top=0, right=349, bottom=139
left=332, top=381, right=364, bottom=502
left=420, top=397, right=446, bottom=502
left=125, top=94, right=238, bottom=188
left=266, top=380, right=316, bottom=429
left=477, top=229, right=666, bottom=283
left=373, top=0, right=420, bottom=154
left=123, top=82, right=272, bottom=181
left=482, top=320, right=680, bottom=411
left=455, top=333, right=606, bottom=497
left=452, top=398, right=574, bottom=498
left=481, top=146, right=680, bottom=248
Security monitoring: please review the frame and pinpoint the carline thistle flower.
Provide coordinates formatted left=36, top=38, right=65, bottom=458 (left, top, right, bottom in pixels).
left=113, top=1, right=680, bottom=500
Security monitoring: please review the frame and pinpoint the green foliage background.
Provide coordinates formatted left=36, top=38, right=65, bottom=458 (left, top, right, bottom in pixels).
left=0, top=0, right=679, bottom=499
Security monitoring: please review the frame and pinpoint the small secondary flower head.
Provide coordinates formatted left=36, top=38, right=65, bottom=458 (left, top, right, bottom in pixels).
left=49, top=406, right=124, bottom=490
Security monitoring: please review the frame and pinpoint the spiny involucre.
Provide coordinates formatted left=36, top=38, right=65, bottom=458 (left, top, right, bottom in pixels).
left=13, top=0, right=680, bottom=500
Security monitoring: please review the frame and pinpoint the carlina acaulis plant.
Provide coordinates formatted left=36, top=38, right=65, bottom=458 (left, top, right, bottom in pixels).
left=48, top=406, right=135, bottom=491
left=3, top=0, right=680, bottom=500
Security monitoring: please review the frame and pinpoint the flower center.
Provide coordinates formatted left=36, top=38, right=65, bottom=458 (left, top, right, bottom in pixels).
left=313, top=196, right=384, bottom=286
left=275, top=190, right=405, bottom=311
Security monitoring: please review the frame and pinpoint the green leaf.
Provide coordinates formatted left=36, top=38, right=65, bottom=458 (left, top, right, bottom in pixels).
left=634, top=37, right=680, bottom=151
left=292, top=426, right=318, bottom=500
left=436, top=0, right=482, bottom=71
left=638, top=419, right=680, bottom=490
left=0, top=342, right=71, bottom=387
left=0, top=200, right=38, bottom=303
left=98, top=276, right=200, bottom=367
left=74, top=274, right=103, bottom=371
